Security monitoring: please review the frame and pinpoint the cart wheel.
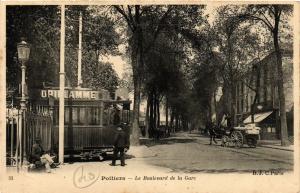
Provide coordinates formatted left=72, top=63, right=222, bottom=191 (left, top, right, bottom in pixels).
left=231, top=131, right=243, bottom=148
left=221, top=136, right=230, bottom=147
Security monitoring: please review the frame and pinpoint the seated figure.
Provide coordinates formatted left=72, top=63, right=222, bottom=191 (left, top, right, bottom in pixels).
left=30, top=137, right=59, bottom=173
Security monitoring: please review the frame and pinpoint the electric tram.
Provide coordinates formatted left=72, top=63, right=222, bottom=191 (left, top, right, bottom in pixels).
left=31, top=86, right=131, bottom=160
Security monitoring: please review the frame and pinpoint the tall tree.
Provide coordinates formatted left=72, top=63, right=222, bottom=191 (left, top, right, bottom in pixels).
left=212, top=5, right=262, bottom=126
left=112, top=5, right=174, bottom=145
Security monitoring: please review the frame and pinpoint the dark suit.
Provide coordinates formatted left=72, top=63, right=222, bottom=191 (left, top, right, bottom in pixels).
left=206, top=122, right=217, bottom=145
left=112, top=127, right=129, bottom=166
left=31, top=143, right=44, bottom=162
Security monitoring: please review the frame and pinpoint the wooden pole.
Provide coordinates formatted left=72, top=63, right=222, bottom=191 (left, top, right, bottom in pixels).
left=59, top=4, right=65, bottom=164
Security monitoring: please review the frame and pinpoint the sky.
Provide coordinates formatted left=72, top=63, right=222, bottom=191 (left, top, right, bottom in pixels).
left=102, top=55, right=126, bottom=78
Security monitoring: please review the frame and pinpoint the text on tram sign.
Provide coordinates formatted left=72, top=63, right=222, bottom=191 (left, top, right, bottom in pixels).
left=40, top=89, right=108, bottom=100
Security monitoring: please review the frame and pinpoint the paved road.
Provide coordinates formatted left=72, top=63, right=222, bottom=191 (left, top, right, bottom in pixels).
left=3, top=132, right=294, bottom=193
left=143, top=132, right=293, bottom=173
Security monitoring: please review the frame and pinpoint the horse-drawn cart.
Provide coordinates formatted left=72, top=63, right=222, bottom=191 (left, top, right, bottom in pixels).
left=221, top=124, right=260, bottom=148
left=209, top=123, right=260, bottom=148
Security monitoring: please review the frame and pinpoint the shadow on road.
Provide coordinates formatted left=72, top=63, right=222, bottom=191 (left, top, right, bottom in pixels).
left=64, top=153, right=135, bottom=163
left=140, top=137, right=197, bottom=147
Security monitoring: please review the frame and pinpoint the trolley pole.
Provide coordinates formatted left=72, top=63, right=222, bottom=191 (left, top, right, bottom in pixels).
left=77, top=11, right=83, bottom=87
left=59, top=4, right=65, bottom=164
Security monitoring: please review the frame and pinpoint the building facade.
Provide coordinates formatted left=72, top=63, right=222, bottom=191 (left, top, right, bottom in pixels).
left=235, top=50, right=293, bottom=140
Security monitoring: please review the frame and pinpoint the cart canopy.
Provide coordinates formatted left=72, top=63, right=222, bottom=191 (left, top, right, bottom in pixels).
left=243, top=111, right=273, bottom=124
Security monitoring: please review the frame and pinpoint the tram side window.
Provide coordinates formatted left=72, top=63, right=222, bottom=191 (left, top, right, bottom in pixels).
left=65, top=107, right=69, bottom=124
left=53, top=108, right=59, bottom=125
left=94, top=108, right=100, bottom=125
left=54, top=107, right=89, bottom=125
left=79, top=107, right=86, bottom=125
left=103, top=109, right=108, bottom=126
left=64, top=107, right=80, bottom=125
left=86, top=107, right=100, bottom=125
left=86, top=107, right=91, bottom=125
left=72, top=107, right=79, bottom=124
left=53, top=107, right=69, bottom=125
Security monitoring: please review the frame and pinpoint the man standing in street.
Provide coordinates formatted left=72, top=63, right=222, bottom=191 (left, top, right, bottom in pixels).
left=111, top=124, right=130, bottom=166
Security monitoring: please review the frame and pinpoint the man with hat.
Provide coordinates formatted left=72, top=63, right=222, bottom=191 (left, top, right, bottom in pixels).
left=111, top=123, right=130, bottom=166
left=31, top=137, right=59, bottom=172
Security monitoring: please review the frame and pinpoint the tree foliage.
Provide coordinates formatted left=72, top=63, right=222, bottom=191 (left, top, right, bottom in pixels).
left=65, top=6, right=120, bottom=88
left=6, top=6, right=60, bottom=92
left=6, top=5, right=121, bottom=100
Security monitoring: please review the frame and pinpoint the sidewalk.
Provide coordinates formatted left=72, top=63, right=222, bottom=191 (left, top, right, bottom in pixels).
left=257, top=140, right=294, bottom=152
left=6, top=145, right=158, bottom=174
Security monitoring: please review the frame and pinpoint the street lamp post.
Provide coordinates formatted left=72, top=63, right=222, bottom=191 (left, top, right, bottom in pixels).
left=17, top=38, right=30, bottom=110
left=17, top=38, right=30, bottom=166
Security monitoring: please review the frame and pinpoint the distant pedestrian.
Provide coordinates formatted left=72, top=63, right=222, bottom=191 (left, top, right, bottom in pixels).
left=206, top=121, right=217, bottom=145
left=111, top=125, right=130, bottom=166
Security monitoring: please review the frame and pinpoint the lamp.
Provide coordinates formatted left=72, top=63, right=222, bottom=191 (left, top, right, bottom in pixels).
left=17, top=38, right=30, bottom=110
left=17, top=38, right=30, bottom=64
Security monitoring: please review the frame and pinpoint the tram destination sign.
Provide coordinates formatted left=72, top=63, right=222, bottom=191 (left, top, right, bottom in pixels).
left=40, top=89, right=110, bottom=100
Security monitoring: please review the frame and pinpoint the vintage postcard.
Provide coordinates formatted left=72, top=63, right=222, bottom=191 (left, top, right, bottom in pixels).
left=0, top=1, right=299, bottom=193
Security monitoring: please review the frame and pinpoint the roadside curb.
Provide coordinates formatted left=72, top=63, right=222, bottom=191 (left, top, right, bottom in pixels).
left=258, top=144, right=294, bottom=152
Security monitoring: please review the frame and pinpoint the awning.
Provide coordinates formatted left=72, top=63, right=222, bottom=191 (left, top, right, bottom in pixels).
left=116, top=104, right=123, bottom=110
left=243, top=111, right=273, bottom=124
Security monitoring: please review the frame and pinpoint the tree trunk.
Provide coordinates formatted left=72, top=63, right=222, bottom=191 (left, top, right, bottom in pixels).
left=145, top=95, right=150, bottom=138
left=210, top=92, right=217, bottom=124
left=130, top=29, right=143, bottom=145
left=251, top=66, right=260, bottom=123
left=170, top=111, right=174, bottom=132
left=156, top=95, right=160, bottom=127
left=213, top=91, right=218, bottom=125
left=131, top=78, right=141, bottom=145
left=230, top=83, right=237, bottom=126
left=153, top=91, right=157, bottom=129
left=165, top=97, right=169, bottom=127
left=176, top=116, right=179, bottom=130
left=273, top=8, right=289, bottom=146
left=149, top=91, right=154, bottom=137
